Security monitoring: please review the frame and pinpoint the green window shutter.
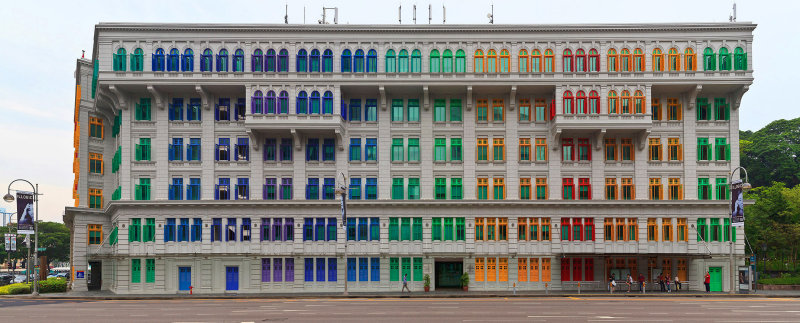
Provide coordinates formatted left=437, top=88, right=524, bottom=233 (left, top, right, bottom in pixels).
left=401, top=218, right=411, bottom=241
left=401, top=258, right=411, bottom=280
left=725, top=144, right=731, bottom=161
left=456, top=218, right=465, bottom=241
left=390, top=258, right=399, bottom=281
left=135, top=184, right=142, bottom=200
left=444, top=218, right=454, bottom=241
left=413, top=218, right=422, bottom=241
left=389, top=218, right=399, bottom=241
left=146, top=259, right=155, bottom=283
left=135, top=144, right=142, bottom=161
left=413, top=258, right=423, bottom=281
left=432, top=218, right=442, bottom=241
left=392, top=178, right=404, bottom=200
left=131, top=259, right=141, bottom=283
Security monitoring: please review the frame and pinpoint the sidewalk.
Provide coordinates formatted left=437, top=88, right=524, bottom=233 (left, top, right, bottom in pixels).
left=4, top=289, right=799, bottom=300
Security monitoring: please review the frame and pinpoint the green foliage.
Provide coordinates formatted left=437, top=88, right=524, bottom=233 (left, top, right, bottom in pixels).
left=759, top=275, right=800, bottom=285
left=745, top=182, right=800, bottom=274
left=460, top=272, right=470, bottom=287
left=38, top=277, right=67, bottom=293
left=423, top=274, right=431, bottom=287
left=0, top=283, right=31, bottom=295
left=740, top=117, right=800, bottom=189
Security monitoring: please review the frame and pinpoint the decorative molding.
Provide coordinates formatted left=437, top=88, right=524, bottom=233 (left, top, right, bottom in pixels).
left=290, top=129, right=301, bottom=151
left=423, top=85, right=430, bottom=111
left=146, top=85, right=166, bottom=110
left=509, top=85, right=517, bottom=111
left=379, top=85, right=387, bottom=111
left=246, top=129, right=259, bottom=151
left=466, top=86, right=473, bottom=111
left=687, top=84, right=702, bottom=110
left=732, top=85, right=749, bottom=110
left=108, top=85, right=128, bottom=110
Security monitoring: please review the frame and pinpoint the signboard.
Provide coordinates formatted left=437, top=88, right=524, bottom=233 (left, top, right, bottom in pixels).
left=16, top=191, right=35, bottom=234
left=75, top=271, right=85, bottom=279
left=730, top=179, right=745, bottom=227
left=4, top=233, right=16, bottom=251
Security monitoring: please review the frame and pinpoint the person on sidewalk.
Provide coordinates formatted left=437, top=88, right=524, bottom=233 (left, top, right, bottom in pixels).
left=704, top=271, right=711, bottom=292
left=665, top=273, right=671, bottom=293
left=626, top=274, right=632, bottom=292
left=401, top=274, right=411, bottom=293
left=638, top=273, right=646, bottom=294
left=659, top=274, right=665, bottom=292
left=609, top=274, right=616, bottom=294
left=674, top=275, right=681, bottom=291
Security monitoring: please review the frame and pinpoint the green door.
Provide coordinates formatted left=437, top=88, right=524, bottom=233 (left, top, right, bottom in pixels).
left=709, top=267, right=722, bottom=292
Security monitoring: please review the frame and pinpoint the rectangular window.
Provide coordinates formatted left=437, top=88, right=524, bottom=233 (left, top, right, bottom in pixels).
left=604, top=218, right=614, bottom=241
left=714, top=98, right=730, bottom=121
left=89, top=152, right=104, bottom=174
left=191, top=218, right=202, bottom=242
left=413, top=218, right=423, bottom=241
left=168, top=138, right=184, bottom=161
left=135, top=178, right=151, bottom=201
left=716, top=178, right=729, bottom=200
left=647, top=218, right=658, bottom=241
left=604, top=139, right=617, bottom=161
left=477, top=178, right=488, bottom=200
left=236, top=178, right=249, bottom=200
left=475, top=218, right=484, bottom=241
left=349, top=139, right=361, bottom=161
left=534, top=138, right=547, bottom=161
left=370, top=217, right=379, bottom=241
left=621, top=178, right=634, bottom=200
left=327, top=218, right=337, bottom=241
left=364, top=138, right=377, bottom=161
left=211, top=218, right=222, bottom=242
left=492, top=99, right=505, bottom=122
left=144, top=218, right=155, bottom=242
left=129, top=218, right=142, bottom=242
left=668, top=178, right=683, bottom=200
left=577, top=138, right=591, bottom=161
left=322, top=139, right=335, bottom=161
left=477, top=138, right=488, bottom=161
left=434, top=138, right=446, bottom=161
left=487, top=218, right=496, bottom=241
left=715, top=138, right=731, bottom=161
left=562, top=178, right=574, bottom=200
left=519, top=138, right=531, bottom=161
left=662, top=218, right=673, bottom=242
left=519, top=99, right=531, bottom=121
left=280, top=138, right=292, bottom=161
left=649, top=178, right=662, bottom=200
left=135, top=98, right=152, bottom=121
left=534, top=99, right=547, bottom=121
left=408, top=178, right=420, bottom=200
left=432, top=218, right=442, bottom=241
left=628, top=218, right=638, bottom=241
left=667, top=98, right=682, bottom=121
left=89, top=117, right=104, bottom=139
left=621, top=138, right=634, bottom=161
left=186, top=138, right=201, bottom=161
left=306, top=138, right=319, bottom=161
left=145, top=259, right=155, bottom=283
left=677, top=218, right=688, bottom=241
left=215, top=138, right=230, bottom=161
left=433, top=99, right=446, bottom=122
left=577, top=178, right=591, bottom=200
left=651, top=98, right=662, bottom=120
left=450, top=138, right=462, bottom=161
left=450, top=99, right=462, bottom=122
left=365, top=99, right=378, bottom=122
left=562, top=138, right=574, bottom=161
left=451, top=178, right=463, bottom=200
left=477, top=99, right=488, bottom=122
left=323, top=178, right=335, bottom=200
left=649, top=138, right=662, bottom=161
left=88, top=224, right=102, bottom=244
left=88, top=188, right=103, bottom=209
left=315, top=218, right=325, bottom=241
left=178, top=218, right=189, bottom=242
left=407, top=99, right=420, bottom=122
left=407, top=138, right=420, bottom=162
left=493, top=178, right=505, bottom=200
left=668, top=138, right=682, bottom=161
left=710, top=218, right=721, bottom=242
left=520, top=178, right=531, bottom=200
left=391, top=99, right=404, bottom=121
left=366, top=178, right=378, bottom=200
left=391, top=138, right=404, bottom=162
left=348, top=99, right=361, bottom=122
left=226, top=218, right=237, bottom=242
left=135, top=138, right=151, bottom=161
left=306, top=178, right=319, bottom=200
left=535, top=178, right=548, bottom=200
left=349, top=178, right=361, bottom=200
left=216, top=178, right=230, bottom=200
left=391, top=178, right=404, bottom=200
left=605, top=178, right=617, bottom=200
left=435, top=178, right=447, bottom=200
left=235, top=138, right=249, bottom=161
left=697, top=98, right=711, bottom=121
left=698, top=178, right=712, bottom=200
left=492, top=138, right=505, bottom=161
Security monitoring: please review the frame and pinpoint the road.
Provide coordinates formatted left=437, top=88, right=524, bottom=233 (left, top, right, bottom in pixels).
left=1, top=297, right=799, bottom=322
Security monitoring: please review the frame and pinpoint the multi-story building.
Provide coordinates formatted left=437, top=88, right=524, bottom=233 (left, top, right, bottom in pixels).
left=65, top=22, right=754, bottom=294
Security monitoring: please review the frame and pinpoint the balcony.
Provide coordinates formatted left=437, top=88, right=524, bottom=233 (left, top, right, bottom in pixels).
left=244, top=113, right=345, bottom=133
left=551, top=114, right=652, bottom=150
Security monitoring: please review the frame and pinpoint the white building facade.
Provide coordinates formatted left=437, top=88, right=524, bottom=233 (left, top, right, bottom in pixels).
left=64, top=22, right=754, bottom=294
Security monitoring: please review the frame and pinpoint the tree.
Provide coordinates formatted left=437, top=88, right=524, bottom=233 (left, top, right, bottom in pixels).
left=744, top=183, right=800, bottom=270
left=0, top=222, right=70, bottom=266
left=740, top=117, right=800, bottom=189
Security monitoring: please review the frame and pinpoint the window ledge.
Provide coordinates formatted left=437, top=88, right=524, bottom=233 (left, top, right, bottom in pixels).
left=132, top=160, right=156, bottom=165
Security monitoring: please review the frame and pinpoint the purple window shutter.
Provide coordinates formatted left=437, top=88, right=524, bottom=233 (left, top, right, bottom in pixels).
left=261, top=218, right=269, bottom=241
left=274, top=258, right=283, bottom=282
left=284, top=218, right=293, bottom=241
left=285, top=258, right=294, bottom=282
left=262, top=258, right=271, bottom=282
left=273, top=218, right=281, bottom=241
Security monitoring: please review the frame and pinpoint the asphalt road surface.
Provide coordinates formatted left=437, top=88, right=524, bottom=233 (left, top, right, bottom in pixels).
left=1, top=297, right=799, bottom=322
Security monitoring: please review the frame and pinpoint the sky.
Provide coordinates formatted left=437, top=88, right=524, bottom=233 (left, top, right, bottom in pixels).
left=0, top=0, right=796, bottom=223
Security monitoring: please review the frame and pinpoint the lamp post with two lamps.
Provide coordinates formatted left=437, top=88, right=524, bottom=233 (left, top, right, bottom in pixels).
left=728, top=167, right=751, bottom=294
left=3, top=179, right=40, bottom=296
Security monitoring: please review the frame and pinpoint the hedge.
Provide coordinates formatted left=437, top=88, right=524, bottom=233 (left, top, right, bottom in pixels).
left=0, top=283, right=31, bottom=295
left=759, top=276, right=800, bottom=285
left=0, top=278, right=67, bottom=295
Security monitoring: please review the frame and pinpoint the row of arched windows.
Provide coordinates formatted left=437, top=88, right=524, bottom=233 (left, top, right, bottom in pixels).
left=111, top=46, right=748, bottom=73
left=251, top=90, right=334, bottom=115
left=562, top=90, right=646, bottom=114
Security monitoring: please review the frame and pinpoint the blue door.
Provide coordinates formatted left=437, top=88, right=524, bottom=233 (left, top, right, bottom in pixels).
left=178, top=267, right=191, bottom=291
left=225, top=266, right=239, bottom=291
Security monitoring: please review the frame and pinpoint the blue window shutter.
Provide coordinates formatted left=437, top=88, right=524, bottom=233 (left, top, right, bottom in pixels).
left=168, top=145, right=174, bottom=161
left=215, top=144, right=219, bottom=161
left=214, top=184, right=219, bottom=200
left=341, top=102, right=347, bottom=120
left=214, top=104, right=220, bottom=121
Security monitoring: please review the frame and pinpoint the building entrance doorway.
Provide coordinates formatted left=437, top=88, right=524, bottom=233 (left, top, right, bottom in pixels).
left=709, top=267, right=722, bottom=292
left=87, top=261, right=102, bottom=291
left=435, top=260, right=463, bottom=288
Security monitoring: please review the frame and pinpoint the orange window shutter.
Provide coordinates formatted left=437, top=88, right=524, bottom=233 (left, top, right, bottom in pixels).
left=518, top=258, right=527, bottom=282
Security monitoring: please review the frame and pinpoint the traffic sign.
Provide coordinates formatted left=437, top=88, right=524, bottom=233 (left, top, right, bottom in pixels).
left=37, top=247, right=46, bottom=252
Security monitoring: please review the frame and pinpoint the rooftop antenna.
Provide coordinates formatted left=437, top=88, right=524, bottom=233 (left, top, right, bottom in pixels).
left=428, top=4, right=432, bottom=24
left=81, top=50, right=85, bottom=59
left=413, top=5, right=417, bottom=24
left=284, top=4, right=288, bottom=24
left=487, top=3, right=494, bottom=24
left=319, top=7, right=339, bottom=24
left=729, top=2, right=737, bottom=22
left=443, top=4, right=446, bottom=24
left=304, top=6, right=306, bottom=24
left=399, top=4, right=402, bottom=24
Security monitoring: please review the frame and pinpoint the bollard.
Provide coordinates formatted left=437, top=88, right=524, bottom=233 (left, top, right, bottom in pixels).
left=578, top=281, right=581, bottom=294
left=513, top=283, right=516, bottom=295
left=189, top=285, right=193, bottom=295
left=545, top=282, right=549, bottom=295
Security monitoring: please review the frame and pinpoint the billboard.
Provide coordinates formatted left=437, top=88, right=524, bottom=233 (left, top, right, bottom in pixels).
left=730, top=179, right=745, bottom=227
left=16, top=191, right=35, bottom=234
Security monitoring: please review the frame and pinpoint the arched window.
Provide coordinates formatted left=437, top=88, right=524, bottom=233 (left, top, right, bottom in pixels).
left=531, top=49, right=542, bottom=72
left=608, top=90, right=619, bottom=114
left=563, top=49, right=573, bottom=72
left=734, top=47, right=747, bottom=71
left=684, top=48, right=696, bottom=71
left=652, top=48, right=664, bottom=72
left=607, top=49, right=618, bottom=72
left=487, top=49, right=498, bottom=73
left=703, top=47, right=716, bottom=71
left=544, top=49, right=554, bottom=72
left=251, top=49, right=263, bottom=72
left=588, top=49, right=599, bottom=72
left=265, top=91, right=276, bottom=114
left=353, top=49, right=365, bottom=73
left=216, top=49, right=229, bottom=72
left=296, top=91, right=308, bottom=114
left=499, top=49, right=510, bottom=73
left=633, top=48, right=644, bottom=72
left=131, top=48, right=144, bottom=72
left=620, top=49, right=631, bottom=72
left=152, top=48, right=165, bottom=72
left=200, top=49, right=213, bottom=72
left=411, top=49, right=422, bottom=73
left=251, top=90, right=263, bottom=114
left=429, top=49, right=440, bottom=73
left=366, top=49, right=377, bottom=73
left=181, top=48, right=193, bottom=72
left=563, top=91, right=574, bottom=114
left=455, top=49, right=466, bottom=73
left=310, top=49, right=320, bottom=72
left=474, top=49, right=484, bottom=73
left=633, top=90, right=645, bottom=114
left=719, top=47, right=731, bottom=71
left=385, top=49, right=396, bottom=73
left=310, top=91, right=321, bottom=114
left=442, top=49, right=453, bottom=73
left=398, top=49, right=409, bottom=73
left=588, top=91, right=600, bottom=114
left=323, top=91, right=334, bottom=114
left=265, top=49, right=276, bottom=72
left=576, top=91, right=587, bottom=114
left=166, top=48, right=179, bottom=72
left=278, top=91, right=289, bottom=114
left=297, top=49, right=308, bottom=72
left=668, top=48, right=680, bottom=71
left=113, top=48, right=127, bottom=71
left=620, top=90, right=632, bottom=114
left=518, top=49, right=529, bottom=72
left=277, top=49, right=289, bottom=72
left=575, top=49, right=586, bottom=72
left=233, top=49, right=244, bottom=72
left=322, top=49, right=333, bottom=72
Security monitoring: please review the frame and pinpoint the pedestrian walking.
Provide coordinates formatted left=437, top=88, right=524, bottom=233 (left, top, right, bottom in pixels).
left=609, top=274, right=616, bottom=294
left=638, top=273, right=646, bottom=294
left=704, top=271, right=711, bottom=292
left=626, top=274, right=632, bottom=292
left=402, top=273, right=411, bottom=293
left=674, top=275, right=681, bottom=291
left=659, top=273, right=665, bottom=292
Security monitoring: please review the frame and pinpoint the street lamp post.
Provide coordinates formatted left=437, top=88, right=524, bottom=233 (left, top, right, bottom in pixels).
left=3, top=179, right=40, bottom=296
left=334, top=172, right=348, bottom=296
left=728, top=167, right=751, bottom=295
